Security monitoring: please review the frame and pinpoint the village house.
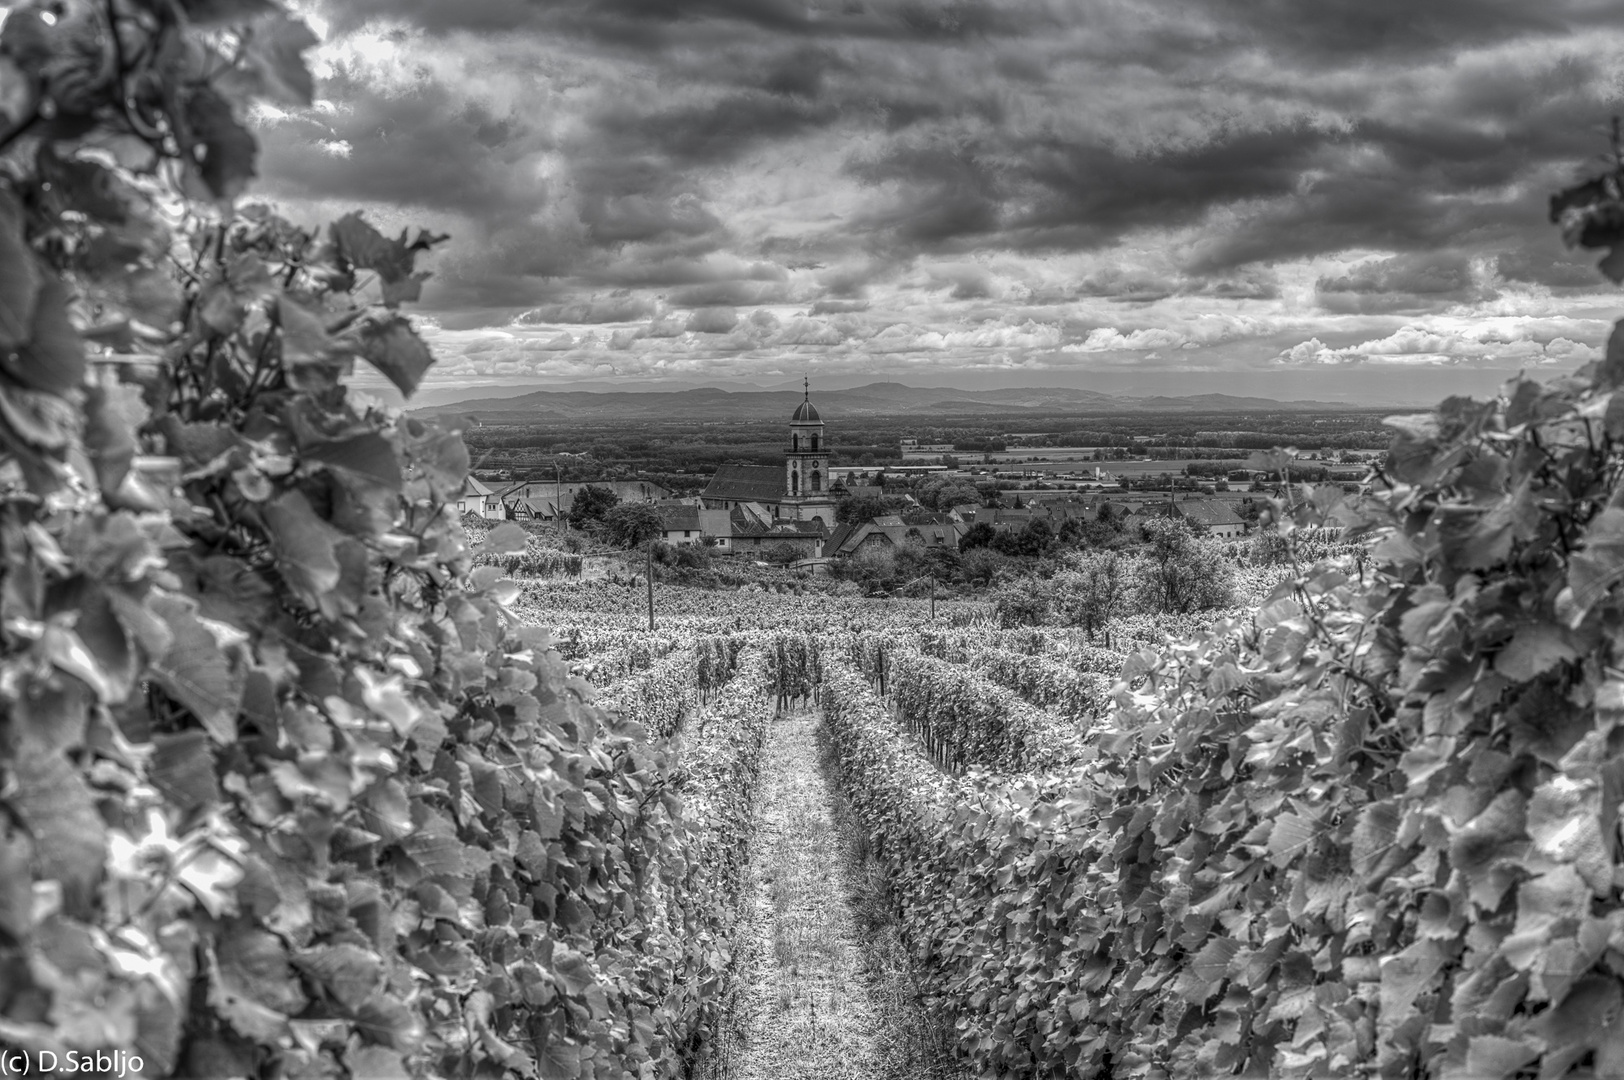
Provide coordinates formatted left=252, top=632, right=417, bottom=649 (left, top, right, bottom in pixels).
left=497, top=479, right=670, bottom=521
left=655, top=504, right=733, bottom=550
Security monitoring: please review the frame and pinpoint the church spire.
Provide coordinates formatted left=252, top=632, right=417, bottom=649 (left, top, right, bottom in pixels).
left=804, top=375, right=810, bottom=401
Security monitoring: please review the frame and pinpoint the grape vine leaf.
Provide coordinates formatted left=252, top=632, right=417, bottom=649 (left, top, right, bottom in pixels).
left=149, top=595, right=245, bottom=742
left=295, top=944, right=383, bottom=1013
left=183, top=87, right=258, bottom=201
left=360, top=315, right=435, bottom=396
left=1493, top=623, right=1577, bottom=682
left=265, top=490, right=343, bottom=604
left=12, top=743, right=106, bottom=908
left=0, top=822, right=34, bottom=940
left=6, top=276, right=85, bottom=396
left=150, top=730, right=221, bottom=811
left=237, top=13, right=319, bottom=105
left=0, top=190, right=40, bottom=349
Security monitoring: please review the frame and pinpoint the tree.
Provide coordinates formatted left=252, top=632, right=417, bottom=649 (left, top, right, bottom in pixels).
left=990, top=518, right=1055, bottom=558
left=960, top=547, right=1006, bottom=587
left=959, top=522, right=997, bottom=551
left=1056, top=551, right=1127, bottom=640
left=761, top=542, right=803, bottom=567
left=840, top=545, right=897, bottom=593
left=1133, top=517, right=1234, bottom=614
left=993, top=583, right=1049, bottom=628
left=569, top=484, right=620, bottom=529
left=600, top=503, right=663, bottom=548
left=915, top=477, right=981, bottom=510
left=837, top=493, right=899, bottom=524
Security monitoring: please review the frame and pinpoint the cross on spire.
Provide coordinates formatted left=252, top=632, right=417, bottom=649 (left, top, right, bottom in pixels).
left=804, top=375, right=809, bottom=400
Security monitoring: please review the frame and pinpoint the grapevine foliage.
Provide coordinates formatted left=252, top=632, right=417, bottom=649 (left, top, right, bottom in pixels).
left=0, top=2, right=751, bottom=1076
left=810, top=160, right=1624, bottom=1079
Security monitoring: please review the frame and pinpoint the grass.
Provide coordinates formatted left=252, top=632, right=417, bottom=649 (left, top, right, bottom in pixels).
left=698, top=706, right=966, bottom=1080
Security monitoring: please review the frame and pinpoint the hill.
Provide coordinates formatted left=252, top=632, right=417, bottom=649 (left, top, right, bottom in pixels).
left=414, top=382, right=1361, bottom=421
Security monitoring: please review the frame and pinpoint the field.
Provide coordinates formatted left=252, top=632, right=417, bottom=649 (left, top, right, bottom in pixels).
left=455, top=407, right=1394, bottom=484
left=502, top=562, right=1314, bottom=1077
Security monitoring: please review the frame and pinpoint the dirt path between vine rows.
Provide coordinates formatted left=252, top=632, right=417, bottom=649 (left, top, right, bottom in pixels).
left=712, top=707, right=964, bottom=1080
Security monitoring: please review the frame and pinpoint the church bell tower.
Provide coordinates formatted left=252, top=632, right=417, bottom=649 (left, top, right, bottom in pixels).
left=784, top=378, right=833, bottom=528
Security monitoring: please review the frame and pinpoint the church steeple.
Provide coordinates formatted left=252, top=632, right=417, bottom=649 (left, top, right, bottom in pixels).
left=786, top=379, right=829, bottom=513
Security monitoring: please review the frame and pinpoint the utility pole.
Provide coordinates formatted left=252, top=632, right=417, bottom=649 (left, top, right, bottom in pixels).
left=555, top=460, right=563, bottom=538
left=646, top=541, right=655, bottom=631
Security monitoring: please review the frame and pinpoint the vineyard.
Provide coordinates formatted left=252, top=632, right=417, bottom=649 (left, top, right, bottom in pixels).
left=7, top=1, right=1624, bottom=1078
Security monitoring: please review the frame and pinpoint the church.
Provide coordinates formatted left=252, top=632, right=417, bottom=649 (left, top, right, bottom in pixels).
left=701, top=383, right=837, bottom=530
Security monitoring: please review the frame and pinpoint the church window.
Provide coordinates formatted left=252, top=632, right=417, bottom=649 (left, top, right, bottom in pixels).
left=811, top=468, right=821, bottom=493
left=811, top=434, right=820, bottom=451
left=791, top=472, right=800, bottom=495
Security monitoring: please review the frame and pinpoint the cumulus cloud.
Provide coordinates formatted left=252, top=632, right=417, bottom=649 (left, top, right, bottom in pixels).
left=1275, top=323, right=1604, bottom=366
left=517, top=295, right=658, bottom=324
left=685, top=307, right=740, bottom=333
left=1065, top=327, right=1191, bottom=353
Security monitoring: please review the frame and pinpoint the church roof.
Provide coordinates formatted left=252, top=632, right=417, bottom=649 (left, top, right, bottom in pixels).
left=791, top=399, right=821, bottom=423
left=703, top=464, right=784, bottom=503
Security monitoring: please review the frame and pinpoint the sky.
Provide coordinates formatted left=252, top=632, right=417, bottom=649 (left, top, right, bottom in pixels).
left=255, top=0, right=1624, bottom=404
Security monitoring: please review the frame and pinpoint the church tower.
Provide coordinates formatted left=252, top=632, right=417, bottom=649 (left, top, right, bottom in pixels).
left=783, top=379, right=834, bottom=528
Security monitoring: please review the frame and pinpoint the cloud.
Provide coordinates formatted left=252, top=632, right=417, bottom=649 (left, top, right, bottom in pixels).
left=517, top=295, right=658, bottom=324
left=1275, top=322, right=1604, bottom=366
left=810, top=299, right=870, bottom=315
left=1065, top=327, right=1191, bottom=353
left=1496, top=247, right=1604, bottom=290
left=685, top=306, right=740, bottom=333
left=241, top=0, right=1624, bottom=393
left=1315, top=252, right=1489, bottom=314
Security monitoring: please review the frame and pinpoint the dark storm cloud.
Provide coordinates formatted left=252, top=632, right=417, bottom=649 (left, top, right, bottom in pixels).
left=1076, top=269, right=1177, bottom=303
left=1497, top=247, right=1609, bottom=290
left=1204, top=0, right=1596, bottom=62
left=266, top=0, right=1624, bottom=332
left=1315, top=253, right=1487, bottom=314
left=1195, top=270, right=1281, bottom=301
left=321, top=0, right=1056, bottom=45
left=257, top=63, right=543, bottom=219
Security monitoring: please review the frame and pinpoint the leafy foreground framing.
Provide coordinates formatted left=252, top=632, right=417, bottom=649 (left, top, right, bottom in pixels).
left=10, top=3, right=1624, bottom=1080
left=0, top=2, right=739, bottom=1077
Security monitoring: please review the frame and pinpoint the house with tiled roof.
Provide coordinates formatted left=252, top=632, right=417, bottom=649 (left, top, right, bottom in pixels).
left=823, top=517, right=965, bottom=558
left=457, top=477, right=500, bottom=518
left=1124, top=498, right=1249, bottom=539
left=701, top=465, right=786, bottom=505
left=655, top=504, right=732, bottom=549
left=497, top=479, right=669, bottom=520
left=730, top=519, right=826, bottom=560
left=1173, top=499, right=1249, bottom=538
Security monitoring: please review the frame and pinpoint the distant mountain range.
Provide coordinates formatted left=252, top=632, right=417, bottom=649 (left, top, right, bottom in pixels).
left=412, top=382, right=1374, bottom=421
